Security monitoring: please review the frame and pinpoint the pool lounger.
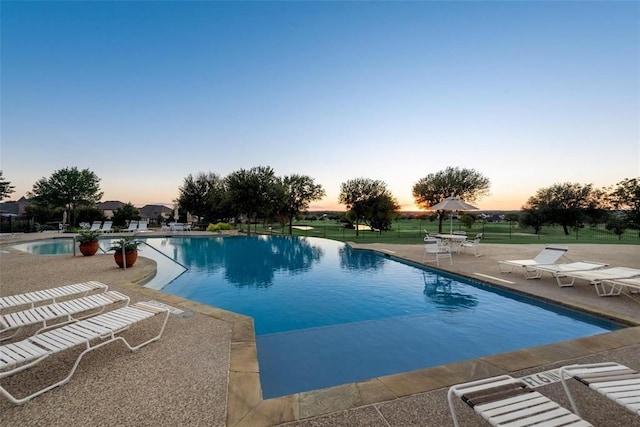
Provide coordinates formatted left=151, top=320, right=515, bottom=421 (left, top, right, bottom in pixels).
left=497, top=245, right=568, bottom=278
left=0, top=291, right=130, bottom=341
left=0, top=281, right=108, bottom=312
left=448, top=374, right=592, bottom=426
left=547, top=267, right=640, bottom=294
left=560, top=362, right=640, bottom=417
left=0, top=301, right=169, bottom=405
left=524, top=261, right=609, bottom=287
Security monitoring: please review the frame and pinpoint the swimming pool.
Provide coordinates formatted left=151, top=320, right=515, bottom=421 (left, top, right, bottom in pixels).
left=13, top=235, right=622, bottom=398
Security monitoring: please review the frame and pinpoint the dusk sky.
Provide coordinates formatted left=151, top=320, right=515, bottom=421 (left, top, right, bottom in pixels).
left=2, top=1, right=638, bottom=211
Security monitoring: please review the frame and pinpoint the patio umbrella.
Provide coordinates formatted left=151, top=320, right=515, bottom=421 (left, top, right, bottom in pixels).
left=429, top=196, right=478, bottom=234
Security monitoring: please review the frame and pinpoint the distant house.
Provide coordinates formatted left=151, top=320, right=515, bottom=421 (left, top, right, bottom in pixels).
left=97, top=201, right=125, bottom=219
left=139, top=204, right=173, bottom=224
left=0, top=196, right=31, bottom=216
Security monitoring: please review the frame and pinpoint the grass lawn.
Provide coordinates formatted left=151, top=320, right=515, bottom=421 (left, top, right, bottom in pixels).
left=239, top=218, right=640, bottom=245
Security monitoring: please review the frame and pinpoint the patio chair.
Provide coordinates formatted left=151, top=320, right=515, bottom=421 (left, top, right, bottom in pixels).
left=0, top=281, right=108, bottom=313
left=522, top=261, right=609, bottom=287
left=559, top=362, right=640, bottom=417
left=0, top=291, right=130, bottom=341
left=460, top=234, right=482, bottom=257
left=498, top=245, right=569, bottom=278
left=551, top=267, right=640, bottom=295
left=448, top=374, right=592, bottom=427
left=137, top=221, right=150, bottom=232
left=99, top=220, right=113, bottom=233
left=0, top=301, right=169, bottom=404
left=423, top=237, right=452, bottom=266
left=89, top=221, right=102, bottom=232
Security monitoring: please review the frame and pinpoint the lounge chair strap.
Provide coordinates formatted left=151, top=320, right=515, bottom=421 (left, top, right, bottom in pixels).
left=461, top=381, right=532, bottom=408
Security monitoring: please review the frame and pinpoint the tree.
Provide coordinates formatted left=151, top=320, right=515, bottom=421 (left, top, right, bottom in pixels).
left=111, top=202, right=141, bottom=227
left=523, top=182, right=603, bottom=235
left=412, top=167, right=490, bottom=233
left=177, top=172, right=229, bottom=223
left=0, top=171, right=15, bottom=201
left=608, top=177, right=640, bottom=235
left=366, top=193, right=400, bottom=232
left=338, top=178, right=399, bottom=236
left=225, top=166, right=284, bottom=234
left=519, top=208, right=544, bottom=234
left=28, top=167, right=103, bottom=226
left=281, top=174, right=325, bottom=235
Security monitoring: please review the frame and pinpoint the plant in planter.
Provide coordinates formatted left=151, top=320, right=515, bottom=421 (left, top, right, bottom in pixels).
left=108, top=235, right=141, bottom=268
left=76, top=229, right=101, bottom=256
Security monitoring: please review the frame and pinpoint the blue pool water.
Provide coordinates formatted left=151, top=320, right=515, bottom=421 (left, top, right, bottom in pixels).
left=16, top=235, right=621, bottom=398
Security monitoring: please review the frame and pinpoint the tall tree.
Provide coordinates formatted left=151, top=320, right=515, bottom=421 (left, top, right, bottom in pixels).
left=177, top=172, right=229, bottom=223
left=281, top=174, right=326, bottom=235
left=338, top=178, right=399, bottom=236
left=28, top=167, right=103, bottom=226
left=0, top=171, right=15, bottom=201
left=608, top=177, right=640, bottom=236
left=412, top=167, right=490, bottom=233
left=523, top=182, right=602, bottom=235
left=225, top=166, right=284, bottom=234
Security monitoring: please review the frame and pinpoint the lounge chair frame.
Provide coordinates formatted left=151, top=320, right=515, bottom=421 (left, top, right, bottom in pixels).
left=559, top=362, right=640, bottom=417
left=0, top=281, right=108, bottom=313
left=0, top=301, right=169, bottom=405
left=498, top=246, right=568, bottom=278
left=0, top=291, right=130, bottom=341
left=548, top=267, right=640, bottom=295
left=524, top=262, right=609, bottom=287
left=448, top=374, right=592, bottom=426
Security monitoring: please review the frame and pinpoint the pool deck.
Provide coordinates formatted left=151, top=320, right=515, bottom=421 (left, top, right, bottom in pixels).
left=1, top=232, right=639, bottom=426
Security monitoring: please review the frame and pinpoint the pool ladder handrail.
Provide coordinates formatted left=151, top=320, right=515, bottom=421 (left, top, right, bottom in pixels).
left=131, top=239, right=189, bottom=271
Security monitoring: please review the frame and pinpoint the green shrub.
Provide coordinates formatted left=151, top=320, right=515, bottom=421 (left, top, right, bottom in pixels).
left=207, top=222, right=233, bottom=232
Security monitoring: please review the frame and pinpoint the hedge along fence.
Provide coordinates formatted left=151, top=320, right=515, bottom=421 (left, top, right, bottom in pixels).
left=247, top=219, right=640, bottom=245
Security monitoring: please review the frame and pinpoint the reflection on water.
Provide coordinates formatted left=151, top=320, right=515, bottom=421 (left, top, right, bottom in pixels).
left=422, top=271, right=478, bottom=309
left=165, top=235, right=324, bottom=288
left=338, top=245, right=385, bottom=271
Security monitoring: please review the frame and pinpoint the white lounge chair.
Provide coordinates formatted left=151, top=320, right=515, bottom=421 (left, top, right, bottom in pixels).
left=559, top=362, right=640, bottom=417
left=524, top=261, right=609, bottom=287
left=0, top=301, right=169, bottom=404
left=448, top=374, right=592, bottom=427
left=0, top=291, right=129, bottom=341
left=0, top=281, right=108, bottom=313
left=99, top=220, right=113, bottom=233
left=123, top=220, right=138, bottom=232
left=423, top=237, right=452, bottom=266
left=498, top=245, right=569, bottom=278
left=89, top=221, right=102, bottom=232
left=600, top=277, right=640, bottom=295
left=552, top=267, right=640, bottom=295
left=137, top=221, right=150, bottom=232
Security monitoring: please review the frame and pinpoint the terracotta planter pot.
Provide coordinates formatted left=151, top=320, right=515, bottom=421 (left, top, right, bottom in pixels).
left=79, top=241, right=99, bottom=256
left=114, top=250, right=138, bottom=268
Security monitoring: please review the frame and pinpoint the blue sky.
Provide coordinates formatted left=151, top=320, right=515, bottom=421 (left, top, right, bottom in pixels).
left=2, top=1, right=638, bottom=210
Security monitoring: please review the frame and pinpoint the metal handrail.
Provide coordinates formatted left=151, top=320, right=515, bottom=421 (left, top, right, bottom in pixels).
left=134, top=239, right=189, bottom=270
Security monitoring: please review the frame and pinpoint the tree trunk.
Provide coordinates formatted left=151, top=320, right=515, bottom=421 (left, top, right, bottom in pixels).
left=288, top=215, right=293, bottom=235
